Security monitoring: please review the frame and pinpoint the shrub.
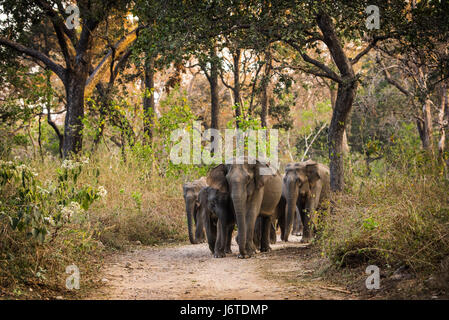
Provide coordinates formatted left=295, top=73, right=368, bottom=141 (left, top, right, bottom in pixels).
left=319, top=163, right=449, bottom=275
left=0, top=157, right=106, bottom=298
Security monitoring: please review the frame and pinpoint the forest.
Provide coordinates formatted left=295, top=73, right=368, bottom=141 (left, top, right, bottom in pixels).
left=1, top=0, right=449, bottom=300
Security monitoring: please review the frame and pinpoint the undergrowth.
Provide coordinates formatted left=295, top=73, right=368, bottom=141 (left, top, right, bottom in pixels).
left=319, top=155, right=449, bottom=285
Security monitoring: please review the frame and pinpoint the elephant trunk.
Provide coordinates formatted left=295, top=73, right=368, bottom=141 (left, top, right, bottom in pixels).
left=185, top=196, right=196, bottom=244
left=231, top=190, right=247, bottom=256
left=284, top=179, right=298, bottom=242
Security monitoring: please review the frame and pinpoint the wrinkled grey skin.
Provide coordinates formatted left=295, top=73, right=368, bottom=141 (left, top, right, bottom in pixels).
left=282, top=160, right=330, bottom=243
left=198, top=186, right=235, bottom=258
left=207, top=158, right=282, bottom=258
left=275, top=193, right=300, bottom=240
left=254, top=215, right=278, bottom=247
left=292, top=206, right=302, bottom=236
left=183, top=177, right=208, bottom=244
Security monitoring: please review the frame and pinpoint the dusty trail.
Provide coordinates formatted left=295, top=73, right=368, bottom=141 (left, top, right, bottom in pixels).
left=88, top=235, right=359, bottom=300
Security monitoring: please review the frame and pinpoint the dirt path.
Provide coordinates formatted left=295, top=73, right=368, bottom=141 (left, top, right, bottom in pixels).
left=88, top=235, right=360, bottom=300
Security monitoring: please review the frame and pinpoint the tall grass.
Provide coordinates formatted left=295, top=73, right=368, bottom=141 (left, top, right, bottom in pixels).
left=0, top=146, right=198, bottom=298
left=319, top=156, right=449, bottom=277
left=86, top=148, right=191, bottom=248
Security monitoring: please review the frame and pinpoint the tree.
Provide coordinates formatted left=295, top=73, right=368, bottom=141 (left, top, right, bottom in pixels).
left=0, top=0, right=134, bottom=157
left=242, top=0, right=406, bottom=191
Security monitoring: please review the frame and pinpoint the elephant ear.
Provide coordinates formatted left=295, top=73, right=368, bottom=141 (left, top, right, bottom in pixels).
left=305, top=161, right=321, bottom=184
left=255, top=161, right=273, bottom=189
left=207, top=164, right=228, bottom=192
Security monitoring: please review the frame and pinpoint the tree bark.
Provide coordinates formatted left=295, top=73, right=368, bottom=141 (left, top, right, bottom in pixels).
left=260, top=49, right=272, bottom=128
left=328, top=79, right=358, bottom=191
left=329, top=86, right=349, bottom=153
left=63, top=70, right=88, bottom=158
left=233, top=49, right=242, bottom=127
left=143, top=56, right=155, bottom=144
left=210, top=47, right=220, bottom=129
left=438, top=83, right=448, bottom=156
left=421, top=98, right=434, bottom=154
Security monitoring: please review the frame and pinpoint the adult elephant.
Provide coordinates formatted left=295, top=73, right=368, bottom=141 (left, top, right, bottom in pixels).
left=282, top=160, right=330, bottom=243
left=198, top=186, right=235, bottom=258
left=207, top=157, right=282, bottom=258
left=183, top=177, right=207, bottom=244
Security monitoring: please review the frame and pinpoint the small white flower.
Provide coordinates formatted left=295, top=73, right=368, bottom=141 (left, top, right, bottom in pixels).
left=44, top=216, right=55, bottom=225
left=60, top=201, right=85, bottom=221
left=61, top=206, right=73, bottom=220
left=98, top=186, right=107, bottom=198
left=61, top=159, right=75, bottom=170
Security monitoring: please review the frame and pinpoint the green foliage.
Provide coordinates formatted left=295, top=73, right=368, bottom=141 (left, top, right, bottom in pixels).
left=0, top=158, right=105, bottom=244
left=131, top=191, right=143, bottom=211
left=269, top=92, right=294, bottom=130
left=227, top=102, right=262, bottom=131
left=129, top=87, right=209, bottom=179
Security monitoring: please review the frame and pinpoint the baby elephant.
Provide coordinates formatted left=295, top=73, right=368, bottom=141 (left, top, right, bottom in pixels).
left=183, top=177, right=208, bottom=244
left=198, top=186, right=235, bottom=258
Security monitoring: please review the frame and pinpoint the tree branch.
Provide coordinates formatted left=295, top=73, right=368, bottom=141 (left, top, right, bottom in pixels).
left=0, top=37, right=66, bottom=81
left=350, top=35, right=388, bottom=65
left=377, top=56, right=412, bottom=97
left=85, top=27, right=141, bottom=97
left=284, top=39, right=342, bottom=83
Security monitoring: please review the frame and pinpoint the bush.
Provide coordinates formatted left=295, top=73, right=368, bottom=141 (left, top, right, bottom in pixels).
left=319, top=162, right=449, bottom=275
left=0, top=157, right=106, bottom=298
left=0, top=147, right=196, bottom=298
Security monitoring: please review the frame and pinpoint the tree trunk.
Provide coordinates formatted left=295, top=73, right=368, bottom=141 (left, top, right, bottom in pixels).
left=210, top=47, right=219, bottom=129
left=260, top=49, right=272, bottom=128
left=329, top=84, right=349, bottom=153
left=420, top=98, right=434, bottom=153
left=143, top=56, right=155, bottom=143
left=233, top=49, right=242, bottom=127
left=63, top=71, right=87, bottom=158
left=438, top=83, right=448, bottom=156
left=328, top=79, right=358, bottom=192
left=317, top=12, right=357, bottom=192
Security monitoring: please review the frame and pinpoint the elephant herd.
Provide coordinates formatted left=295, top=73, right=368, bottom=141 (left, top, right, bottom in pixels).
left=182, top=157, right=330, bottom=259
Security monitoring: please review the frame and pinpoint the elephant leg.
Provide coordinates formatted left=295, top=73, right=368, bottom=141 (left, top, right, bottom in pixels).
left=260, top=215, right=272, bottom=252
left=301, top=206, right=313, bottom=243
left=214, top=220, right=226, bottom=258
left=276, top=199, right=286, bottom=241
left=269, top=219, right=277, bottom=244
left=244, top=213, right=258, bottom=256
left=292, top=210, right=299, bottom=234
left=244, top=191, right=264, bottom=256
left=225, top=224, right=233, bottom=254
left=293, top=207, right=303, bottom=236
left=253, top=217, right=261, bottom=250
left=205, top=215, right=217, bottom=254
left=195, top=207, right=206, bottom=243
